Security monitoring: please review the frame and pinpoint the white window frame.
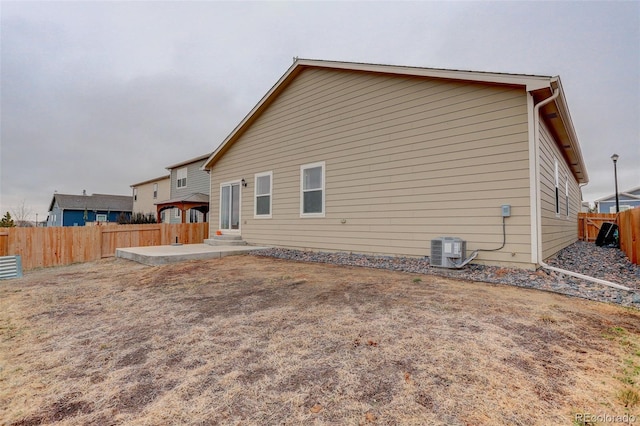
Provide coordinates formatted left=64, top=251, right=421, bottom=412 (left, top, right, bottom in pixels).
left=133, top=188, right=137, bottom=201
left=300, top=161, right=325, bottom=218
left=174, top=208, right=181, bottom=219
left=219, top=180, right=242, bottom=233
left=177, top=167, right=187, bottom=189
left=254, top=171, right=273, bottom=219
left=96, top=214, right=107, bottom=222
left=554, top=158, right=560, bottom=216
left=565, top=176, right=569, bottom=217
left=153, top=183, right=158, bottom=199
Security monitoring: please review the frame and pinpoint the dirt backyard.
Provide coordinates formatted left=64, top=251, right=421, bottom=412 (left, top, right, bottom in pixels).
left=1, top=255, right=639, bottom=425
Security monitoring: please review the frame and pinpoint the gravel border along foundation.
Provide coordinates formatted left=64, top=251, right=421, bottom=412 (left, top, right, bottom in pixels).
left=253, top=241, right=640, bottom=308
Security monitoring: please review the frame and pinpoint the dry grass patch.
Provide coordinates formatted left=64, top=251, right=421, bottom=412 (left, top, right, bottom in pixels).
left=1, top=256, right=639, bottom=425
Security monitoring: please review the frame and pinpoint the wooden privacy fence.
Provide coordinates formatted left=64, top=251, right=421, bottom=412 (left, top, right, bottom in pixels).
left=618, top=208, right=640, bottom=265
left=0, top=223, right=209, bottom=271
left=578, top=210, right=640, bottom=265
left=577, top=213, right=618, bottom=243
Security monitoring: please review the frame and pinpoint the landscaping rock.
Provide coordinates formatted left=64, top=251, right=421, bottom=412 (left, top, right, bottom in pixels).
left=254, top=241, right=640, bottom=308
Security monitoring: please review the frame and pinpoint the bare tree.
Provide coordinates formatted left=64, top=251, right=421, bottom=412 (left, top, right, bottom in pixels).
left=11, top=200, right=34, bottom=227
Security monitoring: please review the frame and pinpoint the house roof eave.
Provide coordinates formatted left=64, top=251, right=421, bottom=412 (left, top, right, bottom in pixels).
left=203, top=59, right=588, bottom=181
left=48, top=195, right=58, bottom=213
left=531, top=78, right=589, bottom=185
left=204, top=60, right=305, bottom=170
left=166, top=153, right=212, bottom=171
left=130, top=174, right=171, bottom=188
left=555, top=77, right=589, bottom=184
left=294, top=58, right=555, bottom=91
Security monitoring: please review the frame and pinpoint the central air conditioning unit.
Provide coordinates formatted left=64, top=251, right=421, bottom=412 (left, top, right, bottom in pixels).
left=430, top=237, right=466, bottom=268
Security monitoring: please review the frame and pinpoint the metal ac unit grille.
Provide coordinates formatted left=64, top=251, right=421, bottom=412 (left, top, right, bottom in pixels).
left=431, top=237, right=466, bottom=268
left=0, top=255, right=23, bottom=279
left=431, top=239, right=443, bottom=267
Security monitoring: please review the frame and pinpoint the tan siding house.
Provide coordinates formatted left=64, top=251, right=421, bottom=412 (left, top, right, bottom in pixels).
left=131, top=175, right=170, bottom=220
left=538, top=120, right=582, bottom=259
left=204, top=59, right=588, bottom=268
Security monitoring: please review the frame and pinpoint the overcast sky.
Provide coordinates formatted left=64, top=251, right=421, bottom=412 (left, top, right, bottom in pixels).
left=1, top=1, right=638, bottom=221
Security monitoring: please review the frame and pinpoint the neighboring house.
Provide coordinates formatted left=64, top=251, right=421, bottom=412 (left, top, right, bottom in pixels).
left=595, top=186, right=640, bottom=213
left=47, top=192, right=133, bottom=227
left=131, top=175, right=171, bottom=221
left=203, top=59, right=589, bottom=268
left=155, top=153, right=211, bottom=223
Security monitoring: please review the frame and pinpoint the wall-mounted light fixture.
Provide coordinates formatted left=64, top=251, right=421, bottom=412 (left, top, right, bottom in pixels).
left=241, top=178, right=247, bottom=187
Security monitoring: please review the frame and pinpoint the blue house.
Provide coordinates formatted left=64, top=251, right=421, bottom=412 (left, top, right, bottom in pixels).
left=596, top=185, right=640, bottom=213
left=47, top=192, right=133, bottom=226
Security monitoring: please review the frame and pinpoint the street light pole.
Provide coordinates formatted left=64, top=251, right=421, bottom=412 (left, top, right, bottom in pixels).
left=611, top=153, right=620, bottom=213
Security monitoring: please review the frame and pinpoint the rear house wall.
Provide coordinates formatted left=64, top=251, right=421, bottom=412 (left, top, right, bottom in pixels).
left=210, top=68, right=534, bottom=266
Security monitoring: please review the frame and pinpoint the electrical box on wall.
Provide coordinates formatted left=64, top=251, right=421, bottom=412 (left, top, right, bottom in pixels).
left=501, top=205, right=511, bottom=217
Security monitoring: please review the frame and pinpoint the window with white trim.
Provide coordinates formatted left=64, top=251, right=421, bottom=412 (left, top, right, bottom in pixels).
left=174, top=208, right=181, bottom=219
left=301, top=162, right=325, bottom=217
left=565, top=176, right=569, bottom=217
left=554, top=158, right=560, bottom=215
left=96, top=214, right=107, bottom=222
left=133, top=188, right=137, bottom=201
left=153, top=183, right=158, bottom=199
left=254, top=171, right=272, bottom=218
left=177, top=167, right=187, bottom=188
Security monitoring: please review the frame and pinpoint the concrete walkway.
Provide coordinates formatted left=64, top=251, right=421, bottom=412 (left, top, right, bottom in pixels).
left=116, top=244, right=270, bottom=266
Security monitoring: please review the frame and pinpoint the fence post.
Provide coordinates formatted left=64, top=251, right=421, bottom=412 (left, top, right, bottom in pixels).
left=0, top=232, right=8, bottom=256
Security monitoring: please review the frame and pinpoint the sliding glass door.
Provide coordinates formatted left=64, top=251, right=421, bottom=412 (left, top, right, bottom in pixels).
left=220, top=182, right=241, bottom=231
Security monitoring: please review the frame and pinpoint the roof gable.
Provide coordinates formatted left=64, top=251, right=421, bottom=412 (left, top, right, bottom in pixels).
left=203, top=58, right=588, bottom=183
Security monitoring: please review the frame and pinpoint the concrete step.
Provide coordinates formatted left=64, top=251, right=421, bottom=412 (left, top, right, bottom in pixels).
left=204, top=235, right=248, bottom=246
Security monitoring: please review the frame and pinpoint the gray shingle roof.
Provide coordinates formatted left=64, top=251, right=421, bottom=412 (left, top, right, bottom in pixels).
left=49, top=193, right=133, bottom=212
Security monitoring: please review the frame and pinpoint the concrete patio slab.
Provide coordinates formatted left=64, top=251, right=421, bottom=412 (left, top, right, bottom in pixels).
left=116, top=244, right=270, bottom=266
